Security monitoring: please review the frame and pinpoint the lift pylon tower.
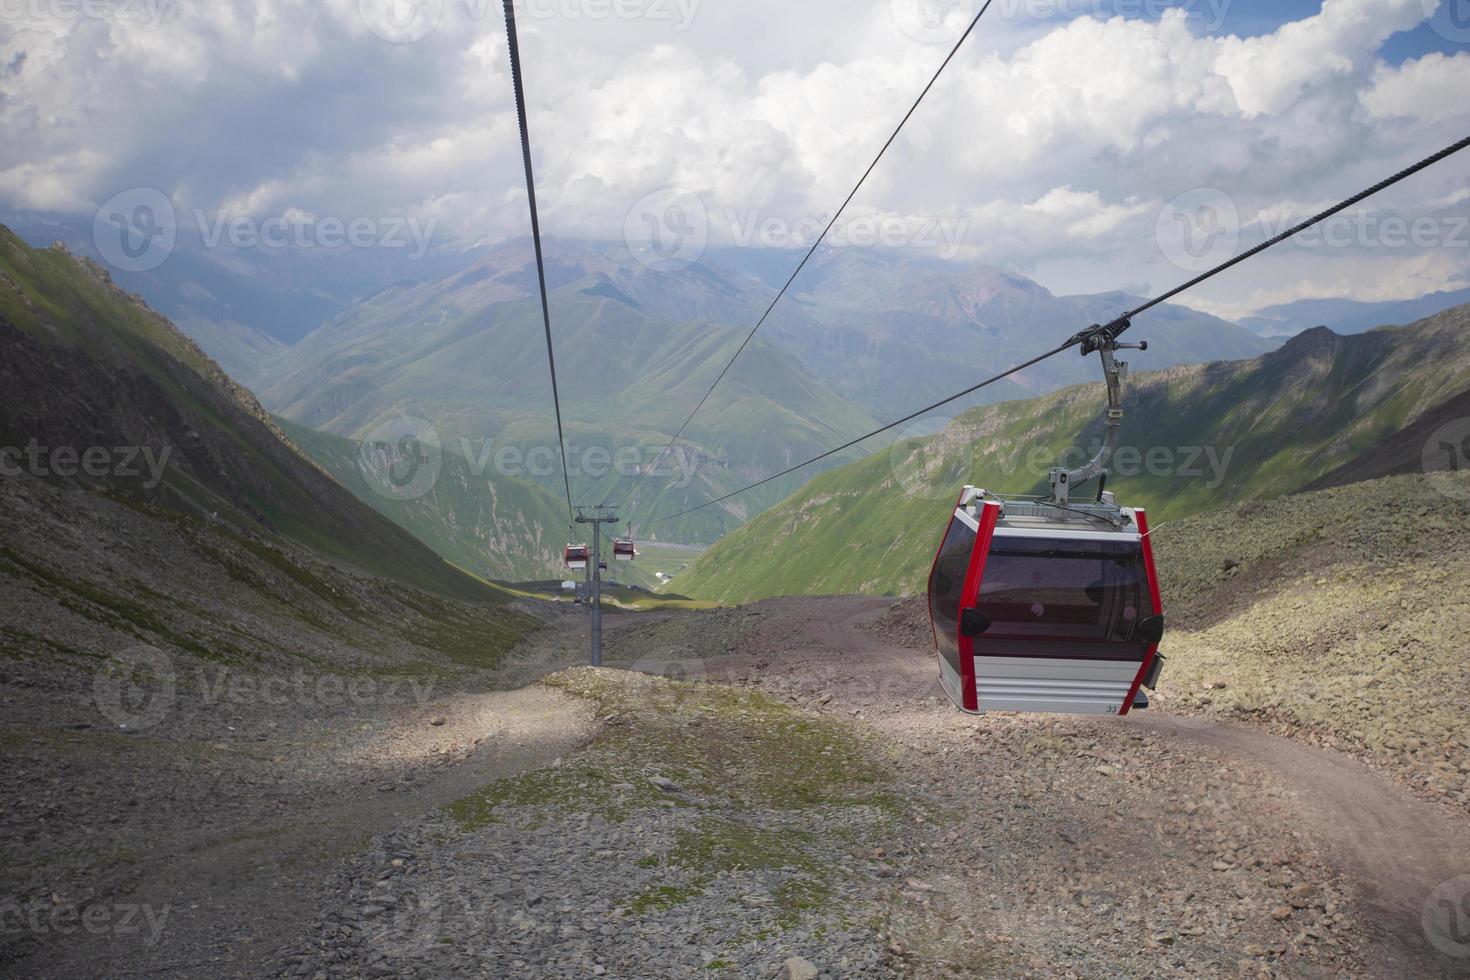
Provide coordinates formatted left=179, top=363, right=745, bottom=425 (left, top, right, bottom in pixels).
left=574, top=506, right=619, bottom=666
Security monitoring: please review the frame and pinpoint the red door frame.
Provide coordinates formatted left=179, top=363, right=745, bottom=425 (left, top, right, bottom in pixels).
left=955, top=501, right=1002, bottom=712
left=1120, top=508, right=1164, bottom=716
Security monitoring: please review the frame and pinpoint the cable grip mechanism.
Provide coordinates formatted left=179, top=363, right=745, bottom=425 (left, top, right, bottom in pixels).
left=1046, top=336, right=1148, bottom=506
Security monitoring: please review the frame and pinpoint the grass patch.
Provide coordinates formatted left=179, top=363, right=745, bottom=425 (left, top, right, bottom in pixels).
left=401, top=602, right=540, bottom=672
left=626, top=884, right=704, bottom=916
left=444, top=762, right=668, bottom=832
left=543, top=670, right=896, bottom=814
left=440, top=669, right=913, bottom=938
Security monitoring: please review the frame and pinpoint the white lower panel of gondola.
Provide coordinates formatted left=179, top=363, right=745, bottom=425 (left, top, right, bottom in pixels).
left=939, top=655, right=1140, bottom=715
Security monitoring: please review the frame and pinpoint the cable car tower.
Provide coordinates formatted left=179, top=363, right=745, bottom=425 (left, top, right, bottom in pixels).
left=574, top=505, right=619, bottom=667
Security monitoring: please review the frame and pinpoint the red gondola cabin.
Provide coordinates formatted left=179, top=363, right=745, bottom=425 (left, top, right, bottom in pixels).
left=927, top=486, right=1165, bottom=716
left=612, top=538, right=637, bottom=561
left=564, top=544, right=589, bottom=571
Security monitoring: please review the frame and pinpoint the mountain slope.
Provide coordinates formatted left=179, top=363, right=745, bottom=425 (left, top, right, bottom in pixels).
left=758, top=249, right=1276, bottom=417
left=1300, top=384, right=1470, bottom=492
left=674, top=305, right=1470, bottom=603
left=259, top=242, right=882, bottom=543
left=0, top=225, right=501, bottom=602
left=256, top=238, right=1278, bottom=541
left=279, top=419, right=570, bottom=583
left=4, top=210, right=501, bottom=382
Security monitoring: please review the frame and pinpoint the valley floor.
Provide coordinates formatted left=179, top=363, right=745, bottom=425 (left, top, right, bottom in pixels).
left=4, top=597, right=1468, bottom=978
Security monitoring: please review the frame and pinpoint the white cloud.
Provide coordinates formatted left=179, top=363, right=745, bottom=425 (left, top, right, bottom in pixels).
left=1362, top=51, right=1470, bottom=122
left=0, top=0, right=1466, bottom=317
left=1211, top=0, right=1426, bottom=117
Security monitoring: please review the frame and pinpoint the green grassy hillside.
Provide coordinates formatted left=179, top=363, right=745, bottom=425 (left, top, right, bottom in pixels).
left=0, top=226, right=503, bottom=603
left=278, top=420, right=571, bottom=584
left=261, top=276, right=879, bottom=543
left=674, top=306, right=1470, bottom=603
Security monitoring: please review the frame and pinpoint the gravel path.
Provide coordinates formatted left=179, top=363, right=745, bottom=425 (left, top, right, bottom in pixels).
left=601, top=595, right=1470, bottom=977
left=6, top=596, right=1468, bottom=977
left=3, top=675, right=596, bottom=978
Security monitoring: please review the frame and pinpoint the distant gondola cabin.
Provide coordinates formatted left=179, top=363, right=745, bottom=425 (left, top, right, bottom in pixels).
left=565, top=544, right=590, bottom=571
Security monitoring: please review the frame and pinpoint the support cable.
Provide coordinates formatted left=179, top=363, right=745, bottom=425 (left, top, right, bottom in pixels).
left=503, top=0, right=575, bottom=522
left=656, top=132, right=1470, bottom=523
left=618, top=0, right=997, bottom=511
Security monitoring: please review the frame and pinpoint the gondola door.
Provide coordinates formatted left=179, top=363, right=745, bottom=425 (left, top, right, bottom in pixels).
left=927, top=493, right=1000, bottom=712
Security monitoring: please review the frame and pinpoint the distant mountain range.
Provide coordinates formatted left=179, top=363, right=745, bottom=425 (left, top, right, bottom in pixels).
left=2, top=209, right=498, bottom=384
left=246, top=237, right=1276, bottom=541
left=7, top=216, right=1467, bottom=613
left=255, top=239, right=885, bottom=544
left=16, top=205, right=1466, bottom=572
left=1239, top=287, right=1470, bottom=338
left=673, top=304, right=1470, bottom=604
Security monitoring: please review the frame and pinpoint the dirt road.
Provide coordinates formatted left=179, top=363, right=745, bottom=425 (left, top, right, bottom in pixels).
left=4, top=683, right=598, bottom=979
left=6, top=597, right=1468, bottom=977
left=596, top=595, right=1470, bottom=977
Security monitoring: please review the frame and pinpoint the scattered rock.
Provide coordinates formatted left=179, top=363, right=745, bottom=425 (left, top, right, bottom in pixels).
left=781, top=957, right=818, bottom=980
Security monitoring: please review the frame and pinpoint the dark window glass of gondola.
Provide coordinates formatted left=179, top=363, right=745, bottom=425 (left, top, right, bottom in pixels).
left=975, top=538, right=1152, bottom=656
left=928, top=516, right=976, bottom=676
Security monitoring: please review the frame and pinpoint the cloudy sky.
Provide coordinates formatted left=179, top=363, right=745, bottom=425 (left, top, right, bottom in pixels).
left=2, top=0, right=1469, bottom=318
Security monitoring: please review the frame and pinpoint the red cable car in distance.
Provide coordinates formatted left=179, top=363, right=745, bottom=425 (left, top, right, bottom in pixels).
left=926, top=336, right=1166, bottom=716
left=612, top=537, right=637, bottom=561
left=564, top=544, right=589, bottom=571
